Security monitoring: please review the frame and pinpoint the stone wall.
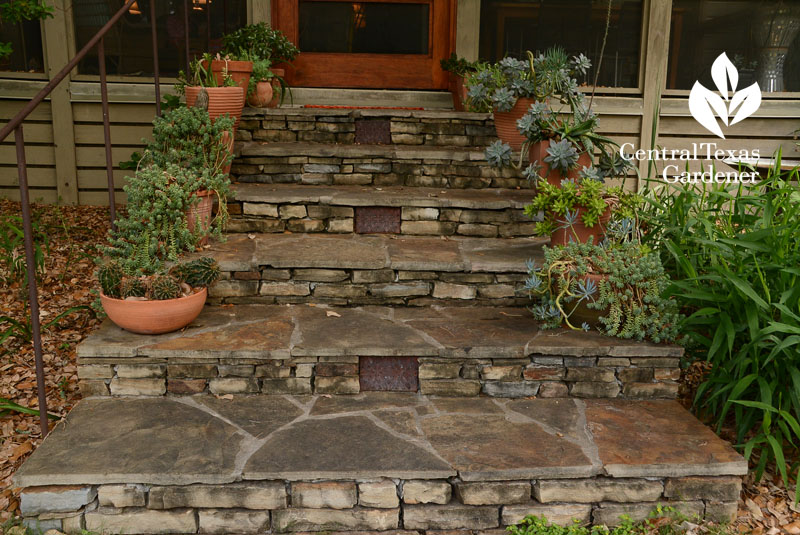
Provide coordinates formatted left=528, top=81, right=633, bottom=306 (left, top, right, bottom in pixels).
left=210, top=267, right=531, bottom=307
left=77, top=352, right=681, bottom=400
left=19, top=476, right=740, bottom=533
left=228, top=203, right=535, bottom=237
left=236, top=108, right=497, bottom=147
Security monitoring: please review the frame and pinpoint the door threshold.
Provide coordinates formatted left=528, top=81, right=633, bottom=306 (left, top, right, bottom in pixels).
left=284, top=88, right=454, bottom=110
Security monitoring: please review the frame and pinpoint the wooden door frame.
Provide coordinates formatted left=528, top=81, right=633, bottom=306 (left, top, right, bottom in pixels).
left=272, top=0, right=456, bottom=89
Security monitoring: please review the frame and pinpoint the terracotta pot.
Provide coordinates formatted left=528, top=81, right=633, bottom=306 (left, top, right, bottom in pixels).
left=247, top=80, right=275, bottom=108
left=186, top=190, right=214, bottom=246
left=267, top=68, right=285, bottom=108
left=549, top=205, right=612, bottom=246
left=203, top=59, right=253, bottom=92
left=185, top=85, right=245, bottom=130
left=529, top=140, right=593, bottom=186
left=493, top=97, right=534, bottom=151
left=100, top=288, right=207, bottom=335
left=570, top=273, right=609, bottom=328
left=449, top=73, right=468, bottom=111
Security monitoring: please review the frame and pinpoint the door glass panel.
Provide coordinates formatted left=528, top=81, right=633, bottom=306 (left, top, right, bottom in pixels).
left=479, top=0, right=643, bottom=88
left=73, top=0, right=247, bottom=76
left=299, top=1, right=429, bottom=54
left=668, top=0, right=800, bottom=92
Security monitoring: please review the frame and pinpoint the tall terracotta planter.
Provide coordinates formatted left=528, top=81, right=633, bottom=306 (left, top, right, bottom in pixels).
left=529, top=139, right=593, bottom=186
left=549, top=205, right=612, bottom=246
left=185, top=86, right=245, bottom=130
left=100, top=288, right=207, bottom=335
left=493, top=97, right=533, bottom=151
left=204, top=59, right=253, bottom=92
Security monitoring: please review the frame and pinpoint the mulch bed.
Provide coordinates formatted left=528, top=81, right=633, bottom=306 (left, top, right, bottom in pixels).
left=0, top=199, right=797, bottom=532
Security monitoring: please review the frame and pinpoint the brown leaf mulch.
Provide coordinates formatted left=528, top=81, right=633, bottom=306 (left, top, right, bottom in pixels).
left=0, top=199, right=110, bottom=523
left=0, top=199, right=797, bottom=532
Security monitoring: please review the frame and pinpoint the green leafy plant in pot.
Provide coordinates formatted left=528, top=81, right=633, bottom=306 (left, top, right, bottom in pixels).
left=525, top=222, right=681, bottom=343
left=247, top=58, right=275, bottom=108
left=524, top=176, right=639, bottom=246
left=222, top=22, right=299, bottom=107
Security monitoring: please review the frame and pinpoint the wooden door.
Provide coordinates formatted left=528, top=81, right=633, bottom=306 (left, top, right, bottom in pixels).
left=272, top=0, right=455, bottom=89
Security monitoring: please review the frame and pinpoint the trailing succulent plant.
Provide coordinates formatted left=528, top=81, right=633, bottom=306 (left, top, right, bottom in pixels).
left=466, top=48, right=587, bottom=113
left=440, top=53, right=479, bottom=77
left=524, top=177, right=640, bottom=238
left=98, top=257, right=220, bottom=301
left=525, top=232, right=681, bottom=343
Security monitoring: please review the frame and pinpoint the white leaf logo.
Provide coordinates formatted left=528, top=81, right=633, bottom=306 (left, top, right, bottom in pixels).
left=689, top=52, right=761, bottom=139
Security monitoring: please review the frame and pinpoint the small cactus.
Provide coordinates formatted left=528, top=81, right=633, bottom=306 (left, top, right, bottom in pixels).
left=171, top=257, right=220, bottom=288
left=149, top=274, right=182, bottom=300
left=97, top=261, right=125, bottom=298
left=120, top=277, right=147, bottom=298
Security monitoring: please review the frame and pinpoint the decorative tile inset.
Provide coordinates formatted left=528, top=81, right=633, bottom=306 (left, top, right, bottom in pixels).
left=360, top=356, right=419, bottom=392
left=354, top=207, right=401, bottom=234
left=354, top=119, right=391, bottom=144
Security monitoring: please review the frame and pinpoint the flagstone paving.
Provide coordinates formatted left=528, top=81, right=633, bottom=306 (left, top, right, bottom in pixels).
left=14, top=394, right=746, bottom=488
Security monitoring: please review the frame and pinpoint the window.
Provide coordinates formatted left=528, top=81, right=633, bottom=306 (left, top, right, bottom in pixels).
left=0, top=0, right=45, bottom=73
left=299, top=1, right=430, bottom=54
left=478, top=0, right=643, bottom=88
left=73, top=0, right=247, bottom=77
left=668, top=0, right=800, bottom=92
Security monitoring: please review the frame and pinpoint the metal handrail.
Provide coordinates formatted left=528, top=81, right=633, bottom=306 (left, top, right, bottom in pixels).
left=3, top=0, right=165, bottom=437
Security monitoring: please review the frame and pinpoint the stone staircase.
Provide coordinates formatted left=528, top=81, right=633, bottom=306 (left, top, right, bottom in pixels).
left=15, top=107, right=746, bottom=534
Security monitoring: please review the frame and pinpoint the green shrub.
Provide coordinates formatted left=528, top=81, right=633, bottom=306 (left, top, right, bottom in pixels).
left=640, top=152, right=800, bottom=495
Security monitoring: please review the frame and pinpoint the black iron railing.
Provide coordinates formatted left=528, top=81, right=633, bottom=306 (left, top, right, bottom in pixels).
left=0, top=0, right=199, bottom=436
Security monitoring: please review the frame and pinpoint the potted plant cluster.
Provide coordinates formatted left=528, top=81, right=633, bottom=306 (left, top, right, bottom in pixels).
left=98, top=257, right=220, bottom=335
left=221, top=22, right=300, bottom=108
left=440, top=53, right=479, bottom=111
left=524, top=220, right=681, bottom=343
left=466, top=48, right=591, bottom=150
left=95, top=106, right=233, bottom=335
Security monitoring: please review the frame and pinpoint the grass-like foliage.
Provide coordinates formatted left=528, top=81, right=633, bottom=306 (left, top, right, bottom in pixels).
left=640, top=151, right=800, bottom=497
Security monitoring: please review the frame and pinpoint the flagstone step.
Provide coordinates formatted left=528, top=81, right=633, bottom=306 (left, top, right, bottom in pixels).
left=231, top=141, right=529, bottom=190
left=237, top=107, right=497, bottom=147
left=195, top=233, right=544, bottom=306
left=228, top=184, right=537, bottom=237
left=15, top=394, right=746, bottom=533
left=76, top=304, right=682, bottom=399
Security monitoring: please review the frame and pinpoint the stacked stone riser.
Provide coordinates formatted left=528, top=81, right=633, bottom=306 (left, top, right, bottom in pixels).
left=236, top=108, right=498, bottom=147
left=232, top=157, right=530, bottom=190
left=211, top=269, right=531, bottom=306
left=77, top=354, right=680, bottom=399
left=19, top=476, right=741, bottom=533
left=228, top=204, right=534, bottom=237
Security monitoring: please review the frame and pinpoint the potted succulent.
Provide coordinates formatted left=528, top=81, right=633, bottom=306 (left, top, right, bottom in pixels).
left=176, top=55, right=245, bottom=130
left=440, top=53, right=479, bottom=111
left=97, top=257, right=220, bottom=335
left=141, top=106, right=234, bottom=241
left=202, top=52, right=254, bottom=92
left=221, top=22, right=299, bottom=108
left=525, top=226, right=681, bottom=343
left=247, top=58, right=275, bottom=108
left=524, top=176, right=639, bottom=246
left=466, top=48, right=590, bottom=150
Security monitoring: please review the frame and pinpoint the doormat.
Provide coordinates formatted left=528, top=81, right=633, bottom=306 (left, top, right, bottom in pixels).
left=303, top=105, right=425, bottom=110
